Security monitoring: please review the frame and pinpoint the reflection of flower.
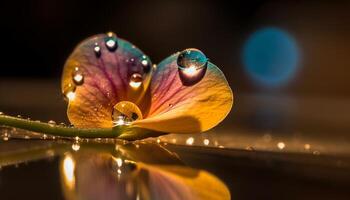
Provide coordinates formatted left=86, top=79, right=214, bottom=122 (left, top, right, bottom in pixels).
left=62, top=33, right=233, bottom=137
left=60, top=143, right=230, bottom=200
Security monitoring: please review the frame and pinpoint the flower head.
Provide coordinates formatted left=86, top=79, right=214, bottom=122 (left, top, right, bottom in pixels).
left=62, top=33, right=233, bottom=137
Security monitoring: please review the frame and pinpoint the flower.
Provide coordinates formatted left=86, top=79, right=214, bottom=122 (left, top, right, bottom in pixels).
left=61, top=32, right=233, bottom=138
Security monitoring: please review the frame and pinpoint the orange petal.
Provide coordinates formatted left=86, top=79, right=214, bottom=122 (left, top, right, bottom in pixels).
left=61, top=33, right=153, bottom=128
left=133, top=49, right=233, bottom=133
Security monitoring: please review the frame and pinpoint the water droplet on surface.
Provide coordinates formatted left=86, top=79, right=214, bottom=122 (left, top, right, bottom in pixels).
left=42, top=134, right=47, bottom=139
left=17, top=115, right=22, bottom=118
left=141, top=55, right=151, bottom=73
left=48, top=120, right=56, bottom=127
left=3, top=136, right=9, bottom=141
left=112, top=101, right=143, bottom=126
left=24, top=136, right=30, bottom=139
left=277, top=142, right=285, bottom=150
left=72, top=67, right=84, bottom=85
left=203, top=139, right=210, bottom=146
left=304, top=144, right=311, bottom=150
left=71, top=143, right=80, bottom=151
left=93, top=42, right=101, bottom=57
left=177, top=48, right=208, bottom=86
left=186, top=137, right=194, bottom=145
left=0, top=112, right=3, bottom=115
left=245, top=146, right=255, bottom=151
left=104, top=32, right=118, bottom=52
left=129, top=73, right=143, bottom=89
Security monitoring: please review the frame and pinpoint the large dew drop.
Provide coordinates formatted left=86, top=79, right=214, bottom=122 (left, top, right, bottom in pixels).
left=177, top=48, right=208, bottom=86
left=129, top=73, right=143, bottom=89
left=112, top=101, right=143, bottom=126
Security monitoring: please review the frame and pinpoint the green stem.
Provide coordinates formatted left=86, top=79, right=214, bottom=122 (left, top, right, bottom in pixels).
left=0, top=115, right=123, bottom=138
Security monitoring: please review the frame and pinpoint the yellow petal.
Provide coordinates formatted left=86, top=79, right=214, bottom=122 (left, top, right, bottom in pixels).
left=133, top=51, right=233, bottom=133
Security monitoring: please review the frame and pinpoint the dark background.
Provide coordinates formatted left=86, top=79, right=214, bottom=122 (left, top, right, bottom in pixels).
left=1, top=0, right=350, bottom=97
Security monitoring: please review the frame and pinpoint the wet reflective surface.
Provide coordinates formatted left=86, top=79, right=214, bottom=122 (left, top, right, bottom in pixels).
left=1, top=81, right=350, bottom=199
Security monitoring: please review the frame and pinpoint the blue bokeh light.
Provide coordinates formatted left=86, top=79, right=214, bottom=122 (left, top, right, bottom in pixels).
left=243, top=27, right=299, bottom=86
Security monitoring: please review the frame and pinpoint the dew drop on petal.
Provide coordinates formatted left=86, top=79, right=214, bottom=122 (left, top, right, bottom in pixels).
left=93, top=42, right=101, bottom=57
left=129, top=73, right=143, bottom=89
left=72, top=67, right=84, bottom=85
left=141, top=55, right=151, bottom=73
left=104, top=32, right=118, bottom=52
left=112, top=101, right=143, bottom=126
left=177, top=48, right=208, bottom=86
left=63, top=84, right=76, bottom=101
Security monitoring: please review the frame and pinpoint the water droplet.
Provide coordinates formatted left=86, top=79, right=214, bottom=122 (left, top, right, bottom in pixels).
left=72, top=143, right=80, bottom=151
left=313, top=150, right=320, bottom=155
left=93, top=42, right=101, bottom=57
left=60, top=122, right=66, bottom=126
left=42, top=134, right=47, bottom=139
left=157, top=138, right=161, bottom=143
left=24, top=135, right=30, bottom=139
left=203, top=139, right=210, bottom=145
left=141, top=55, right=151, bottom=73
left=129, top=73, right=143, bottom=89
left=112, top=101, right=143, bottom=126
left=48, top=120, right=56, bottom=127
left=304, top=144, right=311, bottom=150
left=104, top=32, right=118, bottom=52
left=17, top=115, right=22, bottom=118
left=63, top=84, right=76, bottom=101
left=168, top=103, right=173, bottom=107
left=277, top=142, right=285, bottom=150
left=72, top=67, right=84, bottom=85
left=3, top=136, right=9, bottom=141
left=245, top=146, right=255, bottom=151
left=0, top=112, right=3, bottom=115
left=75, top=136, right=80, bottom=141
left=177, top=48, right=208, bottom=86
left=186, top=137, right=194, bottom=145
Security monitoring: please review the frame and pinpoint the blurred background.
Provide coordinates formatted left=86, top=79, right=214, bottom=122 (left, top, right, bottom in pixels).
left=1, top=0, right=350, bottom=151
